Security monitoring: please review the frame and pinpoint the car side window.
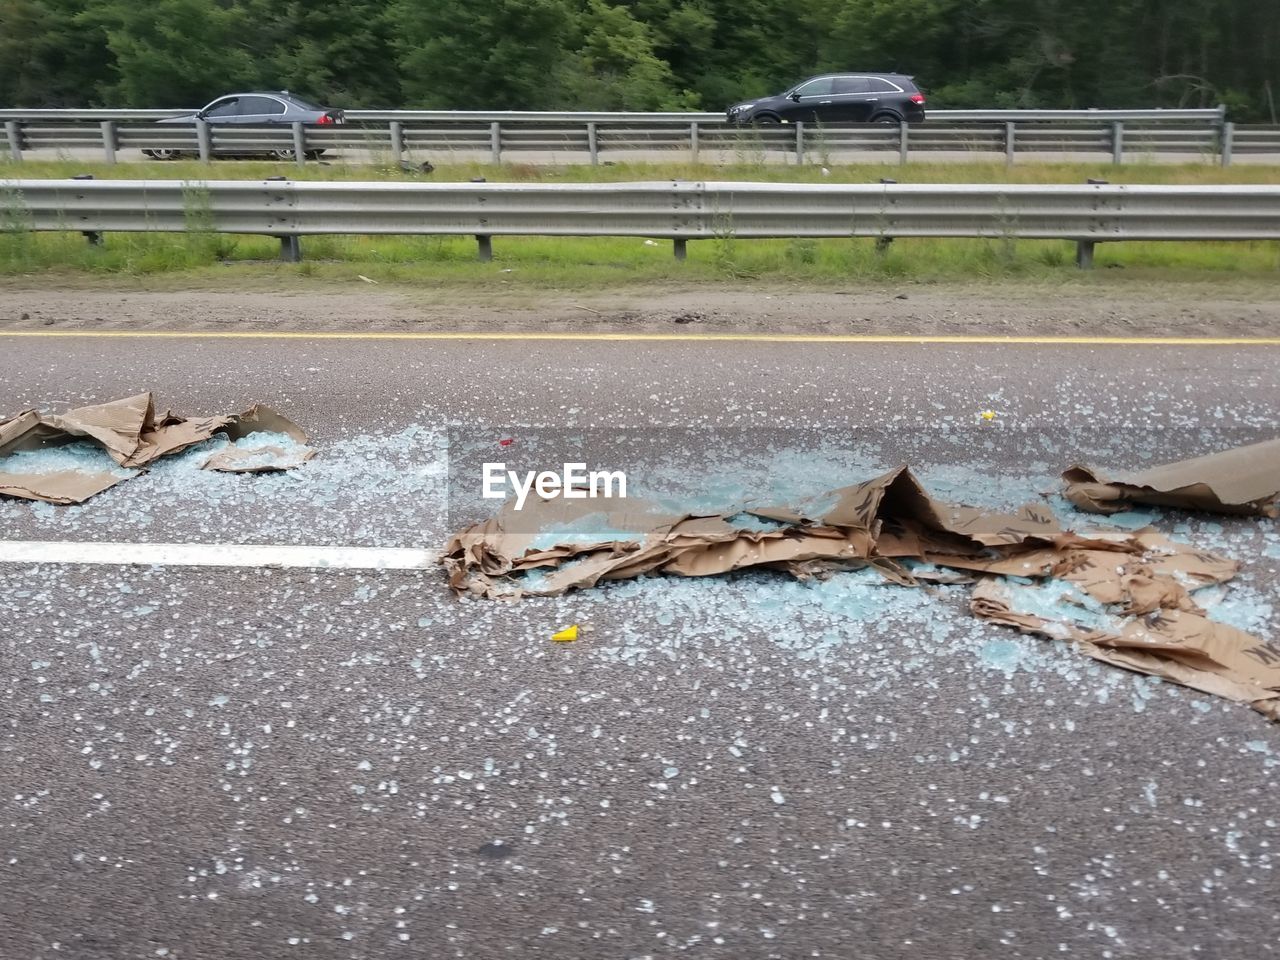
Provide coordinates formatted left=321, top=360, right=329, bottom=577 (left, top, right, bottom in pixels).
left=867, top=78, right=902, bottom=93
left=833, top=77, right=873, bottom=95
left=238, top=96, right=286, bottom=116
left=793, top=78, right=836, bottom=98
left=202, top=97, right=239, bottom=118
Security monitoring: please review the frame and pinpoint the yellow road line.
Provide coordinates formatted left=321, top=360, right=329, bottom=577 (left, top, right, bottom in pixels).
left=1, top=329, right=1278, bottom=346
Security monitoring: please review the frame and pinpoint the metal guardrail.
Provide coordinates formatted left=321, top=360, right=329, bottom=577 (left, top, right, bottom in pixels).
left=4, top=178, right=1277, bottom=268
left=0, top=107, right=1229, bottom=122
left=1, top=108, right=1257, bottom=167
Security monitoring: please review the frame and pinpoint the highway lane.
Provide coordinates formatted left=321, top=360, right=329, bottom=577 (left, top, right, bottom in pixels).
left=2, top=331, right=1279, bottom=959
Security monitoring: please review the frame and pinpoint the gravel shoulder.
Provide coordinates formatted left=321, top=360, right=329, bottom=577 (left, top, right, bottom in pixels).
left=1, top=278, right=1278, bottom=336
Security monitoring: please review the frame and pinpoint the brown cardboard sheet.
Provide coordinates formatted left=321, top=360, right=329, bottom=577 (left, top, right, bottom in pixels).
left=202, top=444, right=317, bottom=473
left=0, top=468, right=126, bottom=505
left=445, top=465, right=1277, bottom=720
left=0, top=394, right=312, bottom=504
left=971, top=578, right=1280, bottom=721
left=443, top=466, right=1065, bottom=599
left=1063, top=438, right=1280, bottom=516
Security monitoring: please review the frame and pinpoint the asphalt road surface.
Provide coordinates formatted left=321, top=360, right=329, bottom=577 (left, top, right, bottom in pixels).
left=2, top=330, right=1278, bottom=960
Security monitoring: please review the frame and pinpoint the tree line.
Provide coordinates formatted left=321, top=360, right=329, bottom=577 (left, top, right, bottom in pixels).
left=2, top=0, right=1277, bottom=120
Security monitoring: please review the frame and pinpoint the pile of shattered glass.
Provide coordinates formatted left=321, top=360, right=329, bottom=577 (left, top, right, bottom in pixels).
left=446, top=440, right=1280, bottom=721
left=4, top=391, right=1276, bottom=721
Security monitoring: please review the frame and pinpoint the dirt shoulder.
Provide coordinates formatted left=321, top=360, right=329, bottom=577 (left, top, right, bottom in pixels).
left=1, top=279, right=1277, bottom=337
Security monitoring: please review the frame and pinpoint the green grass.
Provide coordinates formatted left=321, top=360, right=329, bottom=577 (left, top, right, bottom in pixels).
left=3, top=158, right=1280, bottom=285
left=4, top=229, right=1279, bottom=289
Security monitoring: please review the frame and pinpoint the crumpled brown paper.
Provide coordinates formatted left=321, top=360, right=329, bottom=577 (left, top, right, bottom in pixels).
left=202, top=444, right=316, bottom=474
left=444, top=467, right=1069, bottom=597
left=0, top=393, right=312, bottom=504
left=1063, top=437, right=1280, bottom=517
left=444, top=465, right=1279, bottom=720
left=971, top=579, right=1280, bottom=721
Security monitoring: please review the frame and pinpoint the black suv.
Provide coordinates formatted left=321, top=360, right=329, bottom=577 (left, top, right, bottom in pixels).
left=726, top=74, right=926, bottom=125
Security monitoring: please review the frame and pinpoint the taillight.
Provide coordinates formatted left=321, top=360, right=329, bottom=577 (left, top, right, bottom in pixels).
left=317, top=114, right=334, bottom=125
left=909, top=94, right=926, bottom=104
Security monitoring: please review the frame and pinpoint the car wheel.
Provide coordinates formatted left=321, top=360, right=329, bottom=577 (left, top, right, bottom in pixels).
left=871, top=113, right=901, bottom=124
left=753, top=114, right=782, bottom=125
left=271, top=148, right=298, bottom=161
left=144, top=148, right=183, bottom=161
left=304, top=150, right=326, bottom=160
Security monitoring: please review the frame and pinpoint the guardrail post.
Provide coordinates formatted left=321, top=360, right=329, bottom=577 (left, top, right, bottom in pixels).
left=690, top=121, right=699, bottom=164
left=673, top=238, right=687, bottom=261
left=389, top=121, right=404, bottom=158
left=1220, top=121, right=1234, bottom=167
left=71, top=174, right=102, bottom=245
left=1004, top=122, right=1016, bottom=166
left=490, top=122, right=501, bottom=164
left=874, top=180, right=896, bottom=256
left=1111, top=121, right=1124, bottom=164
left=587, top=121, right=598, bottom=166
left=476, top=235, right=493, bottom=261
left=100, top=121, right=117, bottom=165
left=1075, top=240, right=1095, bottom=269
left=5, top=120, right=23, bottom=162
left=795, top=121, right=804, bottom=164
left=279, top=236, right=302, bottom=262
left=291, top=122, right=307, bottom=167
left=196, top=119, right=212, bottom=164
left=898, top=121, right=909, bottom=164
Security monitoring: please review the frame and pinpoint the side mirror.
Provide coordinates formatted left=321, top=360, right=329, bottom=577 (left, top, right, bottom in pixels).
left=788, top=92, right=801, bottom=102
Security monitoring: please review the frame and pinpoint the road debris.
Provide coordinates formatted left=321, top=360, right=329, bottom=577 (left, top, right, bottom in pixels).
left=1063, top=437, right=1280, bottom=517
left=0, top=393, right=313, bottom=504
left=444, top=466, right=1279, bottom=719
left=972, top=578, right=1280, bottom=720
left=551, top=624, right=580, bottom=643
left=202, top=440, right=316, bottom=473
left=445, top=467, right=1069, bottom=599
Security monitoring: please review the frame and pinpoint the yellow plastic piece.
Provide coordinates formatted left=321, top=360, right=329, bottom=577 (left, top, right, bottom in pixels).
left=551, top=624, right=579, bottom=643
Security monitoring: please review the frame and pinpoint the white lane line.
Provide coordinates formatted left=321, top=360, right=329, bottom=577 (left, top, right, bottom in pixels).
left=0, top=541, right=440, bottom=570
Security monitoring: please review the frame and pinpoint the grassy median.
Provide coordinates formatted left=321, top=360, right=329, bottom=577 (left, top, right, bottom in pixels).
left=3, top=158, right=1280, bottom=285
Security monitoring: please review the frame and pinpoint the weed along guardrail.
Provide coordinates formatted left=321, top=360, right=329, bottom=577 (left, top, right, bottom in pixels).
left=4, top=178, right=1279, bottom=269
left=2, top=107, right=1267, bottom=167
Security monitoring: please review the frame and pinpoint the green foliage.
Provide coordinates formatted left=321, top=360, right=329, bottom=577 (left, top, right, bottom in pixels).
left=240, top=1, right=401, bottom=107
left=82, top=0, right=260, bottom=106
left=0, top=0, right=1276, bottom=117
left=559, top=0, right=698, bottom=110
left=0, top=0, right=111, bottom=106
left=390, top=0, right=575, bottom=108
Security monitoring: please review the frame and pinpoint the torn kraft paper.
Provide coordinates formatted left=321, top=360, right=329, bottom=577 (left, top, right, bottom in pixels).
left=203, top=444, right=316, bottom=474
left=444, top=465, right=1278, bottom=720
left=0, top=394, right=313, bottom=504
left=971, top=578, right=1280, bottom=722
left=442, top=466, right=1067, bottom=599
left=1063, top=437, right=1280, bottom=517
